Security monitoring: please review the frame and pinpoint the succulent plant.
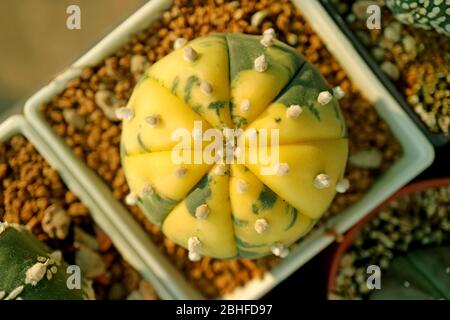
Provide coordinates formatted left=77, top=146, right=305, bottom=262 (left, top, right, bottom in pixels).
left=0, top=222, right=93, bottom=300
left=119, top=33, right=348, bottom=260
left=386, top=0, right=450, bottom=36
left=370, top=246, right=450, bottom=300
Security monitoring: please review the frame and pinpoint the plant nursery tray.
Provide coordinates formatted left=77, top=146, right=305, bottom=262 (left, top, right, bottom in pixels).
left=0, top=115, right=171, bottom=299
left=320, top=0, right=450, bottom=147
left=24, top=0, right=434, bottom=299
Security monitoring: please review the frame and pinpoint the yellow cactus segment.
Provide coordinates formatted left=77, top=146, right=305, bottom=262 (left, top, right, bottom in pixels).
left=227, top=34, right=305, bottom=128
left=121, top=77, right=211, bottom=155
left=231, top=70, right=289, bottom=128
left=147, top=35, right=232, bottom=128
left=162, top=164, right=237, bottom=259
left=243, top=64, right=346, bottom=145
left=229, top=164, right=314, bottom=258
left=244, top=140, right=348, bottom=219
left=122, top=150, right=212, bottom=225
left=242, top=101, right=343, bottom=145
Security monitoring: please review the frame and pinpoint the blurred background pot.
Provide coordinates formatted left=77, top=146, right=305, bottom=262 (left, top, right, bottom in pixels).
left=327, top=178, right=450, bottom=299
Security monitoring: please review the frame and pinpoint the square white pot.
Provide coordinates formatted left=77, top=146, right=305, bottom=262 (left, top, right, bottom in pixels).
left=24, top=0, right=434, bottom=299
left=0, top=115, right=175, bottom=299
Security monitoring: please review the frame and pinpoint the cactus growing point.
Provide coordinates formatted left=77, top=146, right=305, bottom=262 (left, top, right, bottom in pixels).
left=120, top=33, right=348, bottom=259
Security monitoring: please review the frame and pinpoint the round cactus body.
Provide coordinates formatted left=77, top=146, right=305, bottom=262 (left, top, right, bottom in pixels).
left=120, top=33, right=348, bottom=259
left=0, top=222, right=93, bottom=300
left=386, top=0, right=450, bottom=36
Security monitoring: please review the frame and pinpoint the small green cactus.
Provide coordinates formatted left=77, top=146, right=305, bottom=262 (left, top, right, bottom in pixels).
left=370, top=246, right=450, bottom=300
left=0, top=222, right=94, bottom=300
left=386, top=0, right=450, bottom=36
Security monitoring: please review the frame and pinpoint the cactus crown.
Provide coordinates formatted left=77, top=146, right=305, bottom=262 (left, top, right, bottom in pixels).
left=120, top=33, right=348, bottom=260
left=0, top=222, right=93, bottom=300
left=386, top=0, right=450, bottom=36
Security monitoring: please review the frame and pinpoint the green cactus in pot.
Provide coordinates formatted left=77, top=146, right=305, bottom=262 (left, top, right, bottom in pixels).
left=386, top=0, right=450, bottom=36
left=0, top=222, right=94, bottom=300
left=370, top=246, right=450, bottom=300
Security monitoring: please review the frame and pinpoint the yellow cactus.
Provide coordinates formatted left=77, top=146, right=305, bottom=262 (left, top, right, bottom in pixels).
left=120, top=33, right=348, bottom=259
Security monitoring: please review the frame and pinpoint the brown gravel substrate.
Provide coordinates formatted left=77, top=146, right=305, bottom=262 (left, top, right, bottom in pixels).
left=330, top=184, right=450, bottom=300
left=41, top=0, right=402, bottom=298
left=330, top=0, right=450, bottom=135
left=0, top=135, right=158, bottom=300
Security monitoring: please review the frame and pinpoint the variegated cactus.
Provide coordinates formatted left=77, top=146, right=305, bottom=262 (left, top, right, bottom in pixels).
left=386, top=0, right=450, bottom=36
left=0, top=222, right=93, bottom=300
left=119, top=32, right=348, bottom=260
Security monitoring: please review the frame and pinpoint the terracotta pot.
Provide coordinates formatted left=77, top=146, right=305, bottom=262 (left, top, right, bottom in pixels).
left=326, top=178, right=450, bottom=297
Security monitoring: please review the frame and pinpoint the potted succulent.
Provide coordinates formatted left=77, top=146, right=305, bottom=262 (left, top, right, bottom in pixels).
left=327, top=178, right=450, bottom=299
left=0, top=116, right=159, bottom=300
left=23, top=0, right=432, bottom=299
left=0, top=222, right=93, bottom=300
left=322, top=0, right=450, bottom=146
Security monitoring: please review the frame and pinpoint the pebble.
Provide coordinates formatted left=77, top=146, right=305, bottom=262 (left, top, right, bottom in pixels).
left=251, top=10, right=269, bottom=27
left=383, top=22, right=402, bottom=43
left=94, top=90, right=124, bottom=122
left=41, top=205, right=71, bottom=240
left=380, top=61, right=400, bottom=80
left=75, top=244, right=106, bottom=279
left=74, top=226, right=100, bottom=251
left=349, top=148, right=383, bottom=169
left=352, top=1, right=379, bottom=19
left=62, top=109, right=86, bottom=130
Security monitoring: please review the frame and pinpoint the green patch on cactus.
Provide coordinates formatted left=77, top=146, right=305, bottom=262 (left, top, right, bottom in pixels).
left=139, top=191, right=178, bottom=226
left=232, top=116, right=248, bottom=129
left=285, top=205, right=298, bottom=231
left=171, top=76, right=180, bottom=94
left=235, top=236, right=268, bottom=249
left=226, top=33, right=304, bottom=80
left=185, top=176, right=212, bottom=217
left=231, top=214, right=249, bottom=227
left=208, top=101, right=227, bottom=117
left=277, top=63, right=327, bottom=121
left=258, top=185, right=277, bottom=210
left=197, top=35, right=228, bottom=49
left=0, top=223, right=92, bottom=300
left=251, top=185, right=278, bottom=215
left=386, top=0, right=450, bottom=36
left=236, top=247, right=266, bottom=259
left=184, top=75, right=200, bottom=103
left=370, top=246, right=450, bottom=300
left=137, top=131, right=151, bottom=153
left=135, top=73, right=149, bottom=88
left=120, top=141, right=128, bottom=159
left=192, top=104, right=204, bottom=115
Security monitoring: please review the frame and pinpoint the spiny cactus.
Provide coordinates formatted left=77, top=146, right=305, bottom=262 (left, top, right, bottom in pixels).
left=386, top=0, right=450, bottom=36
left=119, top=32, right=348, bottom=259
left=0, top=222, right=93, bottom=300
